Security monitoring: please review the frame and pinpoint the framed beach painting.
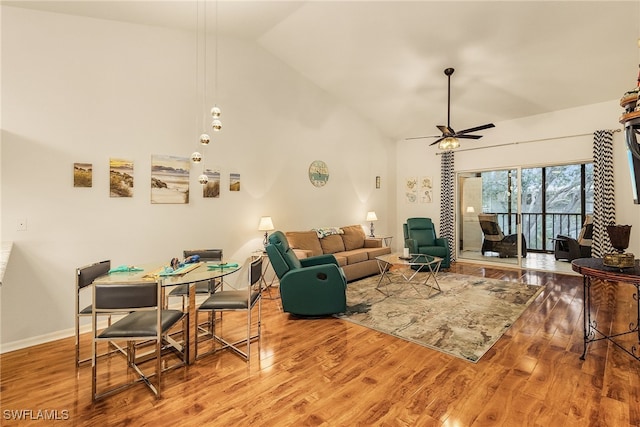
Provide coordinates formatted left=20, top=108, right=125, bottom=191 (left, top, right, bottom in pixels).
left=73, top=162, right=92, bottom=188
left=230, top=172, right=240, bottom=192
left=203, top=168, right=221, bottom=198
left=151, top=155, right=190, bottom=204
left=109, top=158, right=133, bottom=197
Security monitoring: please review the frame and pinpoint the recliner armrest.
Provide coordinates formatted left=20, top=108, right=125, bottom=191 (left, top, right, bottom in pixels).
left=405, top=238, right=418, bottom=254
left=434, top=237, right=449, bottom=249
left=300, top=254, right=339, bottom=268
left=279, top=263, right=347, bottom=316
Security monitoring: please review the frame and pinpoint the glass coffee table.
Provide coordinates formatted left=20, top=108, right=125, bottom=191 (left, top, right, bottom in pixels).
left=374, top=252, right=442, bottom=297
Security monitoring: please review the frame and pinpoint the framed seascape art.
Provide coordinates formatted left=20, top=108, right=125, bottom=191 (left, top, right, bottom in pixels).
left=109, top=158, right=133, bottom=197
left=73, top=162, right=92, bottom=188
left=203, top=168, right=221, bottom=198
left=230, top=173, right=240, bottom=192
left=151, top=155, right=190, bottom=204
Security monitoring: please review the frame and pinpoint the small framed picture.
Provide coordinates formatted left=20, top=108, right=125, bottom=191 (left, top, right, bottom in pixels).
left=74, top=162, right=92, bottom=187
left=110, top=158, right=133, bottom=197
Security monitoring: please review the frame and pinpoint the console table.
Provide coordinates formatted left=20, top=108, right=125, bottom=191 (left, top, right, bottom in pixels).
left=571, top=257, right=640, bottom=362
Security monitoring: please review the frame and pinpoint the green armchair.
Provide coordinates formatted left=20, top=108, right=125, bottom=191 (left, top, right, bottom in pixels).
left=403, top=217, right=451, bottom=268
left=265, top=231, right=347, bottom=316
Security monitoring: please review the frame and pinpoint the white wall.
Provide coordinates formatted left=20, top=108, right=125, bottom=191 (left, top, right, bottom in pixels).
left=0, top=6, right=393, bottom=350
left=396, top=100, right=640, bottom=257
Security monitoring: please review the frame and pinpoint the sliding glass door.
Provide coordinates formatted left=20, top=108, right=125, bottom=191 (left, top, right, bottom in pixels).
left=458, top=168, right=524, bottom=267
left=458, top=162, right=593, bottom=270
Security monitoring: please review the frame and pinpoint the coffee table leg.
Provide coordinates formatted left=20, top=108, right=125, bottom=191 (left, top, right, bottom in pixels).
left=404, top=261, right=441, bottom=298
left=422, top=260, right=442, bottom=295
left=376, top=260, right=392, bottom=296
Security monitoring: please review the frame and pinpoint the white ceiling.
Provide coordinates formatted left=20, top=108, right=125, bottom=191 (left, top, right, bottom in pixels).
left=6, top=1, right=640, bottom=141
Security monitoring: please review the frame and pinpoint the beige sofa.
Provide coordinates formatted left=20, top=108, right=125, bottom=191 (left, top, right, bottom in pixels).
left=285, top=225, right=391, bottom=282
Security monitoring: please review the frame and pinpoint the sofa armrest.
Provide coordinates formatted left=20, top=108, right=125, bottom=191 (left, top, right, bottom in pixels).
left=293, top=248, right=312, bottom=259
left=363, top=238, right=382, bottom=248
left=300, top=254, right=339, bottom=268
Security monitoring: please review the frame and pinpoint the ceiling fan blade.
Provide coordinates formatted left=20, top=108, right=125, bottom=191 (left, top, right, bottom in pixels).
left=456, top=123, right=495, bottom=135
left=457, top=134, right=483, bottom=139
left=437, top=125, right=454, bottom=136
left=429, top=137, right=445, bottom=146
left=405, top=135, right=440, bottom=140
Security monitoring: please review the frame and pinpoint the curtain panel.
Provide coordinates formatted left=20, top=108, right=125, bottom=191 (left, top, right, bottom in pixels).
left=440, top=151, right=455, bottom=262
left=592, top=129, right=615, bottom=257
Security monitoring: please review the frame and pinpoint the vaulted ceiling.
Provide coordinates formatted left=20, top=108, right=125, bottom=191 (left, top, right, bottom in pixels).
left=6, top=1, right=640, bottom=140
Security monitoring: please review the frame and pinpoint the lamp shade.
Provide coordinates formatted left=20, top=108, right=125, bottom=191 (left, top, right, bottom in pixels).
left=258, top=216, right=275, bottom=231
left=366, top=211, right=378, bottom=221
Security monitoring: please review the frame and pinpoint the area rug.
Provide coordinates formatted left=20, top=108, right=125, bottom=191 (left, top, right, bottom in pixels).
left=337, top=272, right=543, bottom=362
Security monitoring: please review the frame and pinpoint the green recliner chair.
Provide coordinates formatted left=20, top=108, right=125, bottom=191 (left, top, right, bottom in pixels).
left=403, top=217, right=451, bottom=268
left=265, top=231, right=347, bottom=316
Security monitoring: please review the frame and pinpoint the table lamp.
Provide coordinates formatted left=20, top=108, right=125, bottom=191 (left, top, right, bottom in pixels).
left=258, top=216, right=275, bottom=246
left=366, top=211, right=377, bottom=237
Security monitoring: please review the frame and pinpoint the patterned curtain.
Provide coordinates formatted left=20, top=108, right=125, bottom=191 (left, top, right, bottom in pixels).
left=440, top=151, right=455, bottom=262
left=592, top=129, right=615, bottom=257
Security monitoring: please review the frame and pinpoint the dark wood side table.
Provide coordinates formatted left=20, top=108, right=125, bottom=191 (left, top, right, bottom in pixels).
left=571, top=257, right=640, bottom=361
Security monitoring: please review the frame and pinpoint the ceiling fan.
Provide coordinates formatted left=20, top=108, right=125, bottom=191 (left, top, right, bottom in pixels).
left=406, top=67, right=495, bottom=149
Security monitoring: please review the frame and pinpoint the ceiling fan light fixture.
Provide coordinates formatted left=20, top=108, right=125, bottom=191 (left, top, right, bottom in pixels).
left=439, top=137, right=460, bottom=150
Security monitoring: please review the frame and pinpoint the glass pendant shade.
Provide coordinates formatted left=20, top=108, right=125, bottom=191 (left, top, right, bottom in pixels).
left=439, top=137, right=460, bottom=150
left=191, top=152, right=202, bottom=163
left=211, top=106, right=221, bottom=118
left=198, top=174, right=209, bottom=185
left=211, top=119, right=222, bottom=131
left=200, top=133, right=210, bottom=145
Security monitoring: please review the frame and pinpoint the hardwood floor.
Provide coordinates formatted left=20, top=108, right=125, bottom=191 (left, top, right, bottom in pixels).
left=2, top=262, right=639, bottom=426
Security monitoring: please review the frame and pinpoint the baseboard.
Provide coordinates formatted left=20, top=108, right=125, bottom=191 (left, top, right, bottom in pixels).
left=0, top=300, right=187, bottom=354
left=0, top=328, right=75, bottom=354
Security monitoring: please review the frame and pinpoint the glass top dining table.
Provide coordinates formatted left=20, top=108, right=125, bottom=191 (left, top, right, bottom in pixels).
left=92, top=261, right=242, bottom=364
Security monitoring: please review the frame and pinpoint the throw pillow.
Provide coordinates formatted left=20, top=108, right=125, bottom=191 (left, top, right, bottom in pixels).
left=341, top=224, right=366, bottom=251
left=285, top=231, right=323, bottom=257
left=319, top=234, right=346, bottom=254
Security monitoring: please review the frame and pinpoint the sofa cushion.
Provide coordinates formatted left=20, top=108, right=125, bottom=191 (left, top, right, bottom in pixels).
left=332, top=254, right=348, bottom=267
left=366, top=246, right=392, bottom=259
left=341, top=225, right=366, bottom=251
left=319, top=234, right=346, bottom=254
left=338, top=249, right=369, bottom=264
left=286, top=231, right=323, bottom=257
left=363, top=238, right=382, bottom=248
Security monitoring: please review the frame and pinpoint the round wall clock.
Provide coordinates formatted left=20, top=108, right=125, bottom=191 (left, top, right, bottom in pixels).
left=308, top=160, right=329, bottom=187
